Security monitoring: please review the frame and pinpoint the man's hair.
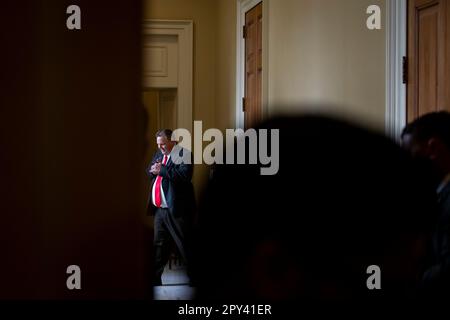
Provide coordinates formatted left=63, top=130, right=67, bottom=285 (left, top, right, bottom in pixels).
left=401, top=111, right=450, bottom=149
left=155, top=129, right=173, bottom=139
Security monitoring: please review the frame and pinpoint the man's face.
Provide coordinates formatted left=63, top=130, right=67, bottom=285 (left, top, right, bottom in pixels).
left=402, top=133, right=443, bottom=186
left=156, top=136, right=175, bottom=155
left=401, top=133, right=428, bottom=158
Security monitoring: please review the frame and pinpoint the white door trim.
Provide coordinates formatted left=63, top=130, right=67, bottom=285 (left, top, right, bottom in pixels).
left=142, top=19, right=193, bottom=133
left=236, top=0, right=269, bottom=129
left=385, top=0, right=407, bottom=141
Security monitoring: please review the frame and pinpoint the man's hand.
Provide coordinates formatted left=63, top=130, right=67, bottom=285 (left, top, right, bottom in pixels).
left=150, top=161, right=162, bottom=175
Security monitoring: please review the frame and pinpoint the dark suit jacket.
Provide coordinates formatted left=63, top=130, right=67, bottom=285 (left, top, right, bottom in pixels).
left=146, top=147, right=196, bottom=219
left=422, top=181, right=450, bottom=296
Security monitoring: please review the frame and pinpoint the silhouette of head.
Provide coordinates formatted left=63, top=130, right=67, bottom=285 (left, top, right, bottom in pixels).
left=155, top=129, right=176, bottom=155
left=401, top=111, right=450, bottom=185
left=193, top=115, right=436, bottom=301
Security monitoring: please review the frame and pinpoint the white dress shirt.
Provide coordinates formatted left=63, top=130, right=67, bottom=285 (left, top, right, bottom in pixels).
left=437, top=172, right=450, bottom=194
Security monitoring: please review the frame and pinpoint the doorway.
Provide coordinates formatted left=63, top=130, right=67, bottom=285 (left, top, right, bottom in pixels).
left=142, top=89, right=178, bottom=160
left=244, top=2, right=263, bottom=129
left=237, top=0, right=268, bottom=129
left=386, top=0, right=450, bottom=137
left=142, top=20, right=194, bottom=299
left=407, top=0, right=450, bottom=122
left=142, top=20, right=193, bottom=132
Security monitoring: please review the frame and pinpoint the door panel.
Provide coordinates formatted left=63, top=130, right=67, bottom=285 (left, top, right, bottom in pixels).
left=407, top=0, right=450, bottom=121
left=245, top=2, right=263, bottom=129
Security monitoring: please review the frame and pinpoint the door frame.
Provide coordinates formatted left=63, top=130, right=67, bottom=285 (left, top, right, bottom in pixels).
left=236, top=0, right=269, bottom=129
left=142, top=20, right=193, bottom=133
left=385, top=0, right=407, bottom=140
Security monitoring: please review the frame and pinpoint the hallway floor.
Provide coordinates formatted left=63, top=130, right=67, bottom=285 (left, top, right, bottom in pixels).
left=153, top=262, right=196, bottom=300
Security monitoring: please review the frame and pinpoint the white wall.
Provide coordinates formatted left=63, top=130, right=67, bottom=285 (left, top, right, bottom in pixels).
left=146, top=0, right=387, bottom=130
left=214, top=0, right=386, bottom=131
left=216, top=0, right=238, bottom=131
left=267, top=0, right=386, bottom=129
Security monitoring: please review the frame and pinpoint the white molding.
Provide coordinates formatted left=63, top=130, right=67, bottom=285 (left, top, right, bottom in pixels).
left=144, top=45, right=168, bottom=77
left=385, top=0, right=407, bottom=141
left=142, top=20, right=193, bottom=133
left=236, top=0, right=269, bottom=129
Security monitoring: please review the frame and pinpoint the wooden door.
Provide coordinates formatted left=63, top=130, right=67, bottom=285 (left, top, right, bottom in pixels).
left=244, top=2, right=263, bottom=129
left=407, top=0, right=450, bottom=122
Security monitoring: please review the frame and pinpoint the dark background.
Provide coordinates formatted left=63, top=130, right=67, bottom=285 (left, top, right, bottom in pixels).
left=0, top=0, right=149, bottom=299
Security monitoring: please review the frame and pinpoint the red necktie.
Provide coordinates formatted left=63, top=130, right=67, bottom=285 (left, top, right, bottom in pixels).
left=154, top=155, right=168, bottom=207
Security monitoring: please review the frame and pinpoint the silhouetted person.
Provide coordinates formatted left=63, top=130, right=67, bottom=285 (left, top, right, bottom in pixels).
left=192, top=115, right=435, bottom=301
left=146, top=129, right=196, bottom=286
left=401, top=111, right=450, bottom=298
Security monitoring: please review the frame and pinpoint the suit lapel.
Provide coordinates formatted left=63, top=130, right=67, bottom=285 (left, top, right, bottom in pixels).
left=438, top=182, right=450, bottom=205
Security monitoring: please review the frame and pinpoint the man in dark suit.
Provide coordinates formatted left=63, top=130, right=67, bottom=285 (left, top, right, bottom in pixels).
left=146, top=129, right=196, bottom=286
left=401, top=111, right=450, bottom=298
